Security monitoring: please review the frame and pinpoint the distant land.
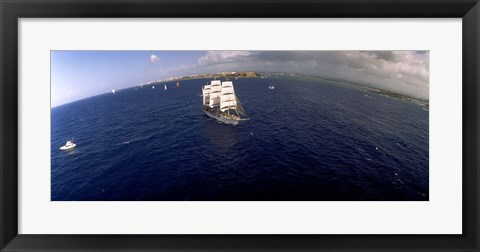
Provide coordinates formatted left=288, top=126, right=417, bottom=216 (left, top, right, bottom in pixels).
left=276, top=73, right=429, bottom=108
left=144, top=71, right=429, bottom=108
left=149, top=71, right=260, bottom=83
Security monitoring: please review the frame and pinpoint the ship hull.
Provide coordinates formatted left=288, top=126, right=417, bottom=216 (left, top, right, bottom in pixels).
left=203, top=109, right=239, bottom=126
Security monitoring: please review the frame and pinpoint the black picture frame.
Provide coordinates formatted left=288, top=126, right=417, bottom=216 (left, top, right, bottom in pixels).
left=1, top=0, right=479, bottom=251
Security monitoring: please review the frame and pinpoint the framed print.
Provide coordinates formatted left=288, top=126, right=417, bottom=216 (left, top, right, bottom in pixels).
left=1, top=0, right=479, bottom=251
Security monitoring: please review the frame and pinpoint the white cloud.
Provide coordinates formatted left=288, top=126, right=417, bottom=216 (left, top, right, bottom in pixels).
left=150, top=54, right=160, bottom=63
left=197, top=51, right=252, bottom=66
left=333, top=51, right=429, bottom=98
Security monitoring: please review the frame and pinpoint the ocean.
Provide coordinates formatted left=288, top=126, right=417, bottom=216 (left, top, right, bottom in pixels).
left=51, top=76, right=429, bottom=201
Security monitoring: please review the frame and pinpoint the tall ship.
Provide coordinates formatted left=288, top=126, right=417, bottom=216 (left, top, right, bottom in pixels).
left=202, top=79, right=248, bottom=125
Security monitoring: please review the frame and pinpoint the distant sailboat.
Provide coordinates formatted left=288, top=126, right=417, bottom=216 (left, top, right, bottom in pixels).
left=268, top=84, right=275, bottom=90
left=111, top=89, right=116, bottom=94
left=164, top=84, right=167, bottom=90
left=176, top=82, right=180, bottom=88
left=152, top=86, right=155, bottom=90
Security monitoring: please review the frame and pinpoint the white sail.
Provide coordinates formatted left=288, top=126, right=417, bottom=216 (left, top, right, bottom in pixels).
left=211, top=80, right=221, bottom=86
left=202, top=85, right=211, bottom=106
left=209, top=92, right=221, bottom=107
left=203, top=85, right=211, bottom=95
left=209, top=81, right=222, bottom=108
left=220, top=94, right=237, bottom=112
left=220, top=81, right=237, bottom=112
left=221, top=81, right=233, bottom=88
left=221, top=86, right=234, bottom=95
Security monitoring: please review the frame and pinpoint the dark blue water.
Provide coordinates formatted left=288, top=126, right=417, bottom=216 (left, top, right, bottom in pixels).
left=51, top=77, right=428, bottom=201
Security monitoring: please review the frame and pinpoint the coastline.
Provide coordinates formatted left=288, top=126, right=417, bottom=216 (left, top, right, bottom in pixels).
left=151, top=71, right=429, bottom=108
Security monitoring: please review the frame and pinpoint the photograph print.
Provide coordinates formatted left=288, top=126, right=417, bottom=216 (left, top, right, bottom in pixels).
left=51, top=50, right=429, bottom=201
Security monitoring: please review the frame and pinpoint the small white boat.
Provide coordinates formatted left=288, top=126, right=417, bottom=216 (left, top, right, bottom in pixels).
left=268, top=84, right=275, bottom=90
left=164, top=84, right=167, bottom=90
left=111, top=89, right=116, bottom=94
left=59, top=140, right=76, bottom=151
left=152, top=86, right=155, bottom=90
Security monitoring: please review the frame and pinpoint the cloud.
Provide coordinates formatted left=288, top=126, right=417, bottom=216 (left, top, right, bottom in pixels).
left=156, top=51, right=253, bottom=77
left=150, top=54, right=160, bottom=63
left=197, top=51, right=252, bottom=66
left=247, top=51, right=429, bottom=99
left=332, top=51, right=429, bottom=98
left=159, top=50, right=429, bottom=99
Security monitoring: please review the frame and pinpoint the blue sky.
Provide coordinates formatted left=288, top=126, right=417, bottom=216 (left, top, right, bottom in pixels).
left=51, top=50, right=429, bottom=107
left=51, top=51, right=205, bottom=107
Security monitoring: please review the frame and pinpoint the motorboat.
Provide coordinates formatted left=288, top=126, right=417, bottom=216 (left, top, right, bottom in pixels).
left=59, top=140, right=76, bottom=151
